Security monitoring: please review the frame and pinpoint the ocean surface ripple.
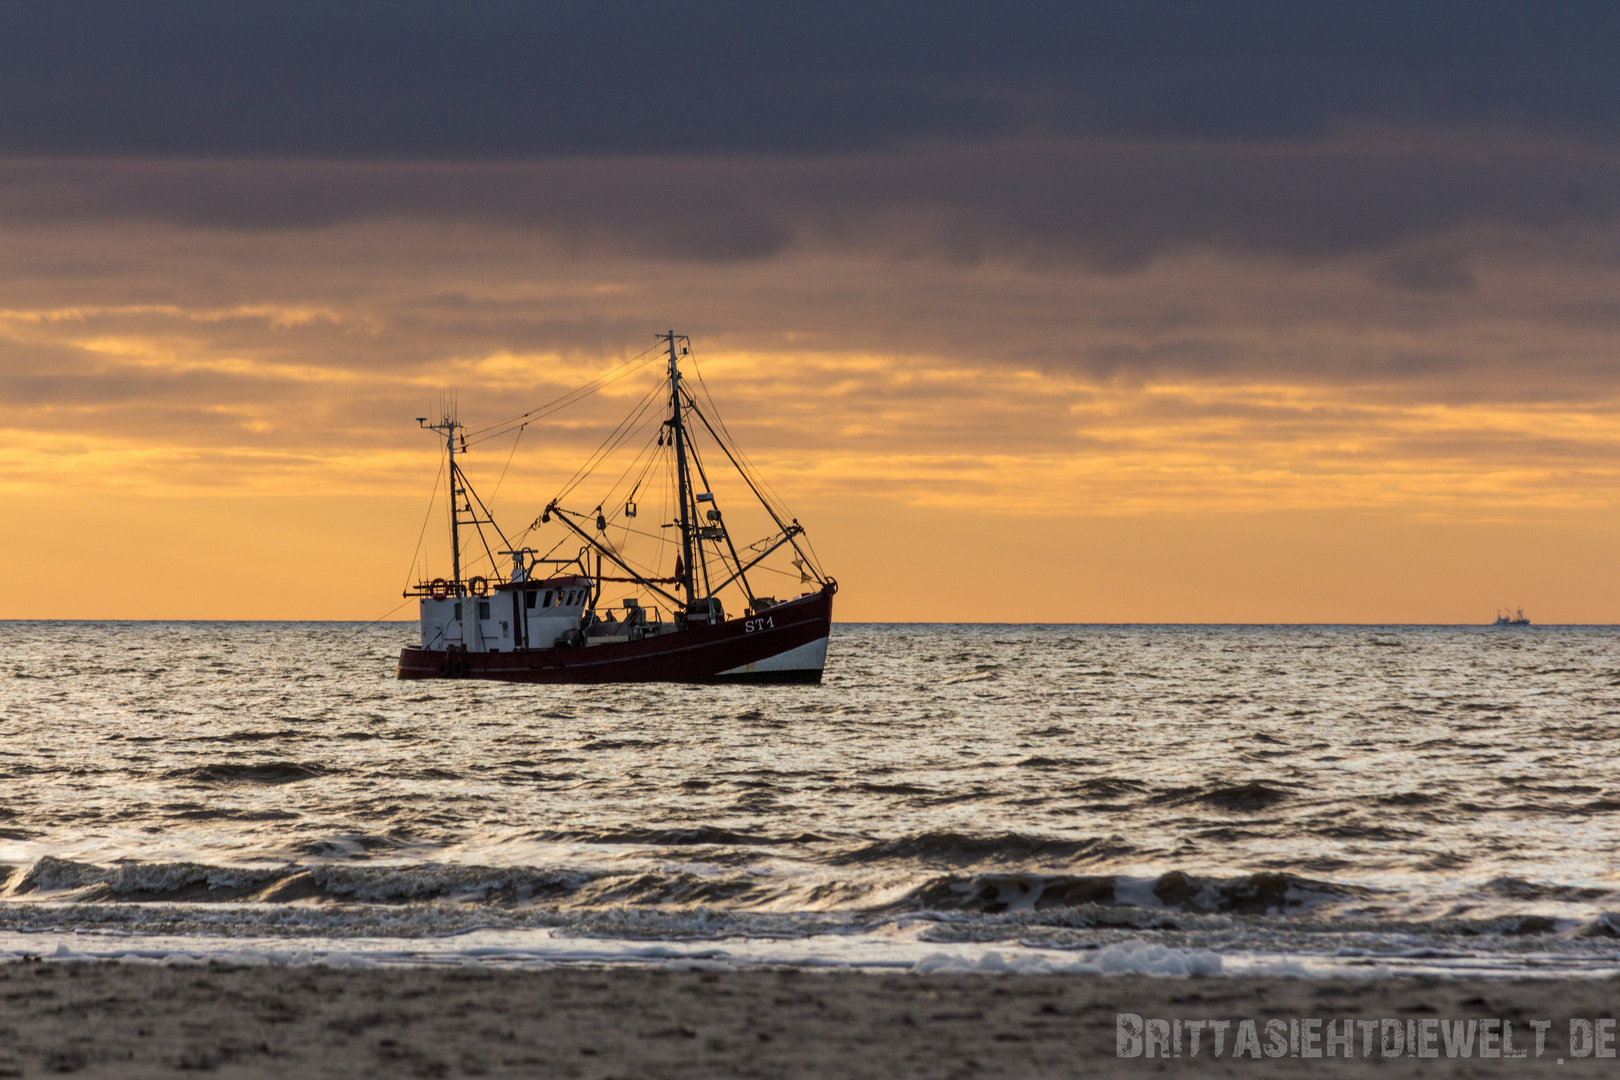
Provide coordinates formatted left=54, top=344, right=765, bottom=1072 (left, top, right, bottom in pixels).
left=3, top=620, right=1620, bottom=975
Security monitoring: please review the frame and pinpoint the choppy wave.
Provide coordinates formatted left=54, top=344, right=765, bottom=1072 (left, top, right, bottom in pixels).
left=0, top=857, right=1336, bottom=912
left=1150, top=781, right=1293, bottom=811
left=537, top=826, right=827, bottom=847
left=828, top=831, right=1124, bottom=866
left=6, top=621, right=1620, bottom=974
left=6, top=853, right=1620, bottom=977
left=172, top=761, right=329, bottom=785
left=0, top=856, right=1608, bottom=926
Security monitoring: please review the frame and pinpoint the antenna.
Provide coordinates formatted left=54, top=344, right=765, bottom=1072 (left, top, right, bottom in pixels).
left=666, top=330, right=697, bottom=609
left=420, top=403, right=465, bottom=590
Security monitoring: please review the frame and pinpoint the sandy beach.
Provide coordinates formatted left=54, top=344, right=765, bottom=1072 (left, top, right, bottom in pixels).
left=0, top=962, right=1616, bottom=1077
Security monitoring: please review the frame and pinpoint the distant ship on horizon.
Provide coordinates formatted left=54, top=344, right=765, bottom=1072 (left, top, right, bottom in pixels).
left=1493, top=607, right=1531, bottom=626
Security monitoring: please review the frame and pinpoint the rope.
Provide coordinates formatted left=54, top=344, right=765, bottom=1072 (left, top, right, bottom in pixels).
left=464, top=343, right=662, bottom=446
left=348, top=595, right=416, bottom=637
left=489, top=422, right=526, bottom=502
left=400, top=447, right=446, bottom=591
left=686, top=345, right=828, bottom=579
left=551, top=378, right=667, bottom=503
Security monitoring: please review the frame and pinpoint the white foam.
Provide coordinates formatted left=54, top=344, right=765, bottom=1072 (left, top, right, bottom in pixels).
left=0, top=928, right=1189, bottom=973
left=1110, top=876, right=1162, bottom=909
left=909, top=940, right=1221, bottom=976
left=0, top=928, right=1493, bottom=978
left=1088, top=938, right=1223, bottom=976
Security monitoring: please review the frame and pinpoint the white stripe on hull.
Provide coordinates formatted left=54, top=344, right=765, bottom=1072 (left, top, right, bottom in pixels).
left=717, top=635, right=828, bottom=676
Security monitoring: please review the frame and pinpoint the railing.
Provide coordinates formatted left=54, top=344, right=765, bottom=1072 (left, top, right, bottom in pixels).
left=404, top=573, right=593, bottom=599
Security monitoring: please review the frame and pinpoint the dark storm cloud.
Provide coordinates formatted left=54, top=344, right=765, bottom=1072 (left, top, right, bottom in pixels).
left=3, top=1, right=1620, bottom=158
left=1, top=141, right=1614, bottom=268
left=4, top=3, right=1620, bottom=269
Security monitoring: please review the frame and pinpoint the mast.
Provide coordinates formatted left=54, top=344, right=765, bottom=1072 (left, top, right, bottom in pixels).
left=518, top=329, right=832, bottom=621
left=421, top=407, right=465, bottom=594
left=667, top=330, right=697, bottom=608
left=449, top=424, right=462, bottom=590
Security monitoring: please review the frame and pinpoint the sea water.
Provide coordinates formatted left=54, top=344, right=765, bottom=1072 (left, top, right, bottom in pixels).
left=3, top=621, right=1619, bottom=976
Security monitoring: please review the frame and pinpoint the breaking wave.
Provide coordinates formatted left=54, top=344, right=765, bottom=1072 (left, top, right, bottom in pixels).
left=5, top=855, right=1620, bottom=971
left=6, top=857, right=599, bottom=905
left=904, top=870, right=1353, bottom=916
left=827, top=832, right=1126, bottom=866
left=0, top=859, right=1400, bottom=921
left=8, top=621, right=1620, bottom=974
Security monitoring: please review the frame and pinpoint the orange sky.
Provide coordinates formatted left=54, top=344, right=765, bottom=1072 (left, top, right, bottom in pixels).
left=4, top=157, right=1620, bottom=622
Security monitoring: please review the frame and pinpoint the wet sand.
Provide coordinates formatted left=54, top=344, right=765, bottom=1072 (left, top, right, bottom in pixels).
left=1, top=961, right=1617, bottom=1077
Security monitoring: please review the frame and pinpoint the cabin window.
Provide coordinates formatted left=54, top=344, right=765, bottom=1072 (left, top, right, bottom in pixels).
left=565, top=590, right=575, bottom=605
left=453, top=602, right=462, bottom=620
left=478, top=600, right=491, bottom=620
left=542, top=591, right=552, bottom=608
left=525, top=591, right=537, bottom=609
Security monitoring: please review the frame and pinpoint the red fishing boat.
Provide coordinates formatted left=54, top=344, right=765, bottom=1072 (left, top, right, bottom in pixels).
left=397, top=332, right=836, bottom=683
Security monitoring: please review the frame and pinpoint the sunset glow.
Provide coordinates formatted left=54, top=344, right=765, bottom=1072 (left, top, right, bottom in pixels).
left=4, top=9, right=1620, bottom=623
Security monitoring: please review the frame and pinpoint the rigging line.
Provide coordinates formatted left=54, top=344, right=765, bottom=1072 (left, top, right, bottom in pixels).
left=551, top=378, right=668, bottom=503
left=463, top=341, right=663, bottom=441
left=547, top=507, right=683, bottom=606
left=402, top=447, right=447, bottom=590
left=683, top=437, right=724, bottom=600
left=678, top=369, right=796, bottom=527
left=622, top=434, right=664, bottom=506
left=593, top=424, right=664, bottom=522
left=796, top=514, right=829, bottom=575
left=464, top=356, right=663, bottom=449
left=712, top=414, right=797, bottom=531
left=347, top=595, right=417, bottom=637
left=464, top=356, right=650, bottom=449
left=555, top=406, right=660, bottom=511
left=657, top=437, right=672, bottom=580
left=686, top=393, right=816, bottom=573
left=686, top=343, right=734, bottom=442
left=488, top=422, right=527, bottom=503
left=684, top=396, right=824, bottom=584
left=682, top=435, right=748, bottom=598
left=593, top=422, right=660, bottom=508
left=622, top=441, right=667, bottom=524
left=591, top=518, right=676, bottom=549
left=458, top=465, right=513, bottom=574
left=682, top=397, right=795, bottom=546
left=550, top=376, right=665, bottom=499
left=685, top=345, right=765, bottom=501
left=682, top=356, right=805, bottom=534
left=506, top=532, right=571, bottom=568
left=509, top=473, right=601, bottom=552
left=454, top=538, right=497, bottom=576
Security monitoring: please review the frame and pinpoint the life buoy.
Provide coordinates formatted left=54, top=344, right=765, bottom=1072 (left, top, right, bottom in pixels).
left=469, top=575, right=490, bottom=597
left=429, top=578, right=449, bottom=601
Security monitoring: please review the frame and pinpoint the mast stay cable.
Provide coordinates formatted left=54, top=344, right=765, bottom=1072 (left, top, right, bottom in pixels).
left=464, top=342, right=662, bottom=447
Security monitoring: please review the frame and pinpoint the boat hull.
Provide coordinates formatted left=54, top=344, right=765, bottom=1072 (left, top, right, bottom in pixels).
left=397, top=588, right=833, bottom=684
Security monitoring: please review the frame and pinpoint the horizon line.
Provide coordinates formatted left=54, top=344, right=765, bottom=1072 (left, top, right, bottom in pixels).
left=0, top=618, right=1604, bottom=628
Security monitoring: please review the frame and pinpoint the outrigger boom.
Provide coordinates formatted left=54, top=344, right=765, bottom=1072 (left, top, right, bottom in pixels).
left=398, top=331, right=836, bottom=683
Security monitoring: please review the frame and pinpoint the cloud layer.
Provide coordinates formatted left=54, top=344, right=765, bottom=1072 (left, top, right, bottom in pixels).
left=4, top=209, right=1619, bottom=519
left=6, top=3, right=1620, bottom=156
left=3, top=4, right=1620, bottom=617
